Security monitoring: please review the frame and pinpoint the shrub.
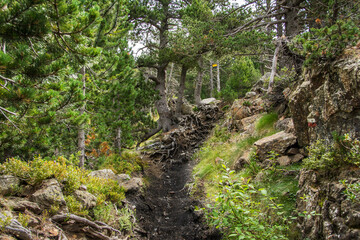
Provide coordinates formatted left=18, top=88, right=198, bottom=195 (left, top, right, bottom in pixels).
left=0, top=156, right=125, bottom=205
left=304, top=134, right=360, bottom=170
left=291, top=20, right=360, bottom=66
left=203, top=166, right=291, bottom=240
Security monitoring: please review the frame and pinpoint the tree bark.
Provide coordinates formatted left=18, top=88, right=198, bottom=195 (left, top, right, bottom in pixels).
left=78, top=67, right=86, bottom=168
left=284, top=0, right=304, bottom=37
left=155, top=65, right=172, bottom=132
left=268, top=41, right=281, bottom=92
left=216, top=60, right=220, bottom=92
left=166, top=62, right=174, bottom=99
left=194, top=57, right=204, bottom=106
left=175, top=65, right=188, bottom=117
left=209, top=60, right=214, bottom=97
left=115, top=127, right=122, bottom=155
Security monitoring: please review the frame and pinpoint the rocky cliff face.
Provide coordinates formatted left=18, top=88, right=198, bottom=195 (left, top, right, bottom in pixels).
left=288, top=50, right=360, bottom=146
left=297, top=168, right=360, bottom=240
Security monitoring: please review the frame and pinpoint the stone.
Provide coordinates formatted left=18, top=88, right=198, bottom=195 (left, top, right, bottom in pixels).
left=73, top=190, right=97, bottom=209
left=90, top=169, right=118, bottom=180
left=121, top=177, right=143, bottom=193
left=90, top=169, right=142, bottom=193
left=274, top=118, right=294, bottom=133
left=31, top=179, right=66, bottom=212
left=7, top=198, right=42, bottom=214
left=0, top=175, right=20, bottom=195
left=241, top=114, right=263, bottom=134
left=232, top=151, right=251, bottom=171
left=277, top=156, right=291, bottom=166
left=245, top=91, right=257, bottom=98
left=254, top=131, right=297, bottom=161
left=200, top=98, right=218, bottom=105
left=287, top=148, right=300, bottom=155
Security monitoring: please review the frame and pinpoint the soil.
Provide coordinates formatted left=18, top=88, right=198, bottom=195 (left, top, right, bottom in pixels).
left=131, top=106, right=223, bottom=240
left=133, top=158, right=221, bottom=240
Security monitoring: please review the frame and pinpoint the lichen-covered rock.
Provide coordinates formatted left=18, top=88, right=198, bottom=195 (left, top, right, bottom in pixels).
left=240, top=114, right=263, bottom=134
left=277, top=154, right=304, bottom=166
left=288, top=55, right=360, bottom=146
left=122, top=177, right=143, bottom=193
left=230, top=97, right=265, bottom=130
left=0, top=175, right=20, bottom=195
left=31, top=179, right=66, bottom=212
left=297, top=168, right=360, bottom=240
left=200, top=98, right=219, bottom=105
left=90, top=169, right=142, bottom=193
left=73, top=190, right=97, bottom=209
left=254, top=131, right=297, bottom=161
left=7, top=198, right=42, bottom=214
left=274, top=118, right=295, bottom=133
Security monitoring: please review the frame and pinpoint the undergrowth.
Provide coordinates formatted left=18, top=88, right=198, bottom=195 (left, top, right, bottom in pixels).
left=193, top=112, right=300, bottom=239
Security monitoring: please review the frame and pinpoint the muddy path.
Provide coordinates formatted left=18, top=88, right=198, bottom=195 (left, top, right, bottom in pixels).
left=132, top=105, right=223, bottom=240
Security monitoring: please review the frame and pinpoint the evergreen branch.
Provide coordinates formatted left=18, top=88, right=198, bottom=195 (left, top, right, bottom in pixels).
left=0, top=107, right=20, bottom=131
left=0, top=106, right=16, bottom=116
left=0, top=74, right=16, bottom=84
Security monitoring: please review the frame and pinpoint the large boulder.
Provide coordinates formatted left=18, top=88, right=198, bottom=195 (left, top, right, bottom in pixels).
left=254, top=131, right=297, bottom=161
left=31, top=179, right=67, bottom=212
left=0, top=175, right=20, bottom=195
left=288, top=52, right=360, bottom=146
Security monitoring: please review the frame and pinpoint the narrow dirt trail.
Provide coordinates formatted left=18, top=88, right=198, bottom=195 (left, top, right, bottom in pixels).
left=132, top=105, right=223, bottom=240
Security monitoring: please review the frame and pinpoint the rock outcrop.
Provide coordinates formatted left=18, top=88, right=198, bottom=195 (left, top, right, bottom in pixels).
left=297, top=168, right=360, bottom=239
left=0, top=175, right=20, bottom=195
left=289, top=54, right=360, bottom=146
left=31, top=179, right=67, bottom=213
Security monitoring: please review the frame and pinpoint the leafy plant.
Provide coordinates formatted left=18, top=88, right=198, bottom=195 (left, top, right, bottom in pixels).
left=242, top=100, right=252, bottom=106
left=203, top=165, right=291, bottom=240
left=291, top=20, right=360, bottom=66
left=340, top=180, right=360, bottom=203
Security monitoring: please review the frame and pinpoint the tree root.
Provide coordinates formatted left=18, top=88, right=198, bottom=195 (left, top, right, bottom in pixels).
left=51, top=214, right=122, bottom=240
left=0, top=213, right=32, bottom=240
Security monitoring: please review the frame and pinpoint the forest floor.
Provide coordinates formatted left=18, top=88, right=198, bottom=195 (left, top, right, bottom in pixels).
left=131, top=105, right=223, bottom=240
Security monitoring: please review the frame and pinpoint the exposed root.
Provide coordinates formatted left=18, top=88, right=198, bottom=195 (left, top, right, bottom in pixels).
left=51, top=214, right=122, bottom=240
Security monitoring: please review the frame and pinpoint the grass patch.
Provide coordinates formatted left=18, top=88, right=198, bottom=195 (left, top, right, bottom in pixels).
left=255, top=112, right=278, bottom=132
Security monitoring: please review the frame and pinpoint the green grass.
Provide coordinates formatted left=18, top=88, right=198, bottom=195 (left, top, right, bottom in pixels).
left=255, top=112, right=278, bottom=132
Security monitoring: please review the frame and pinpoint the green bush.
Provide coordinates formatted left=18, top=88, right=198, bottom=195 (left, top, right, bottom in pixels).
left=291, top=20, right=360, bottom=66
left=304, top=134, right=360, bottom=170
left=203, top=166, right=291, bottom=240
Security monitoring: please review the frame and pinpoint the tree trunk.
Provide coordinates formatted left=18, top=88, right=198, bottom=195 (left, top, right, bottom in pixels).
left=268, top=41, right=281, bottom=92
left=78, top=67, right=86, bottom=168
left=155, top=65, right=172, bottom=132
left=284, top=0, right=304, bottom=37
left=115, top=127, right=122, bottom=155
left=166, top=63, right=174, bottom=99
left=209, top=60, right=214, bottom=97
left=194, top=57, right=204, bottom=106
left=175, top=65, right=188, bottom=117
left=216, top=60, right=220, bottom=92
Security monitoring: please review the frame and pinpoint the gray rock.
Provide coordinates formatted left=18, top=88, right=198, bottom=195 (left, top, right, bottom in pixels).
left=122, top=177, right=143, bottom=193
left=31, top=179, right=66, bottom=212
left=274, top=118, right=294, bottom=133
left=7, top=198, right=42, bottom=214
left=73, top=190, right=97, bottom=209
left=0, top=175, right=20, bottom=195
left=254, top=131, right=297, bottom=161
left=245, top=91, right=257, bottom=98
left=232, top=151, right=251, bottom=171
left=200, top=98, right=218, bottom=105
